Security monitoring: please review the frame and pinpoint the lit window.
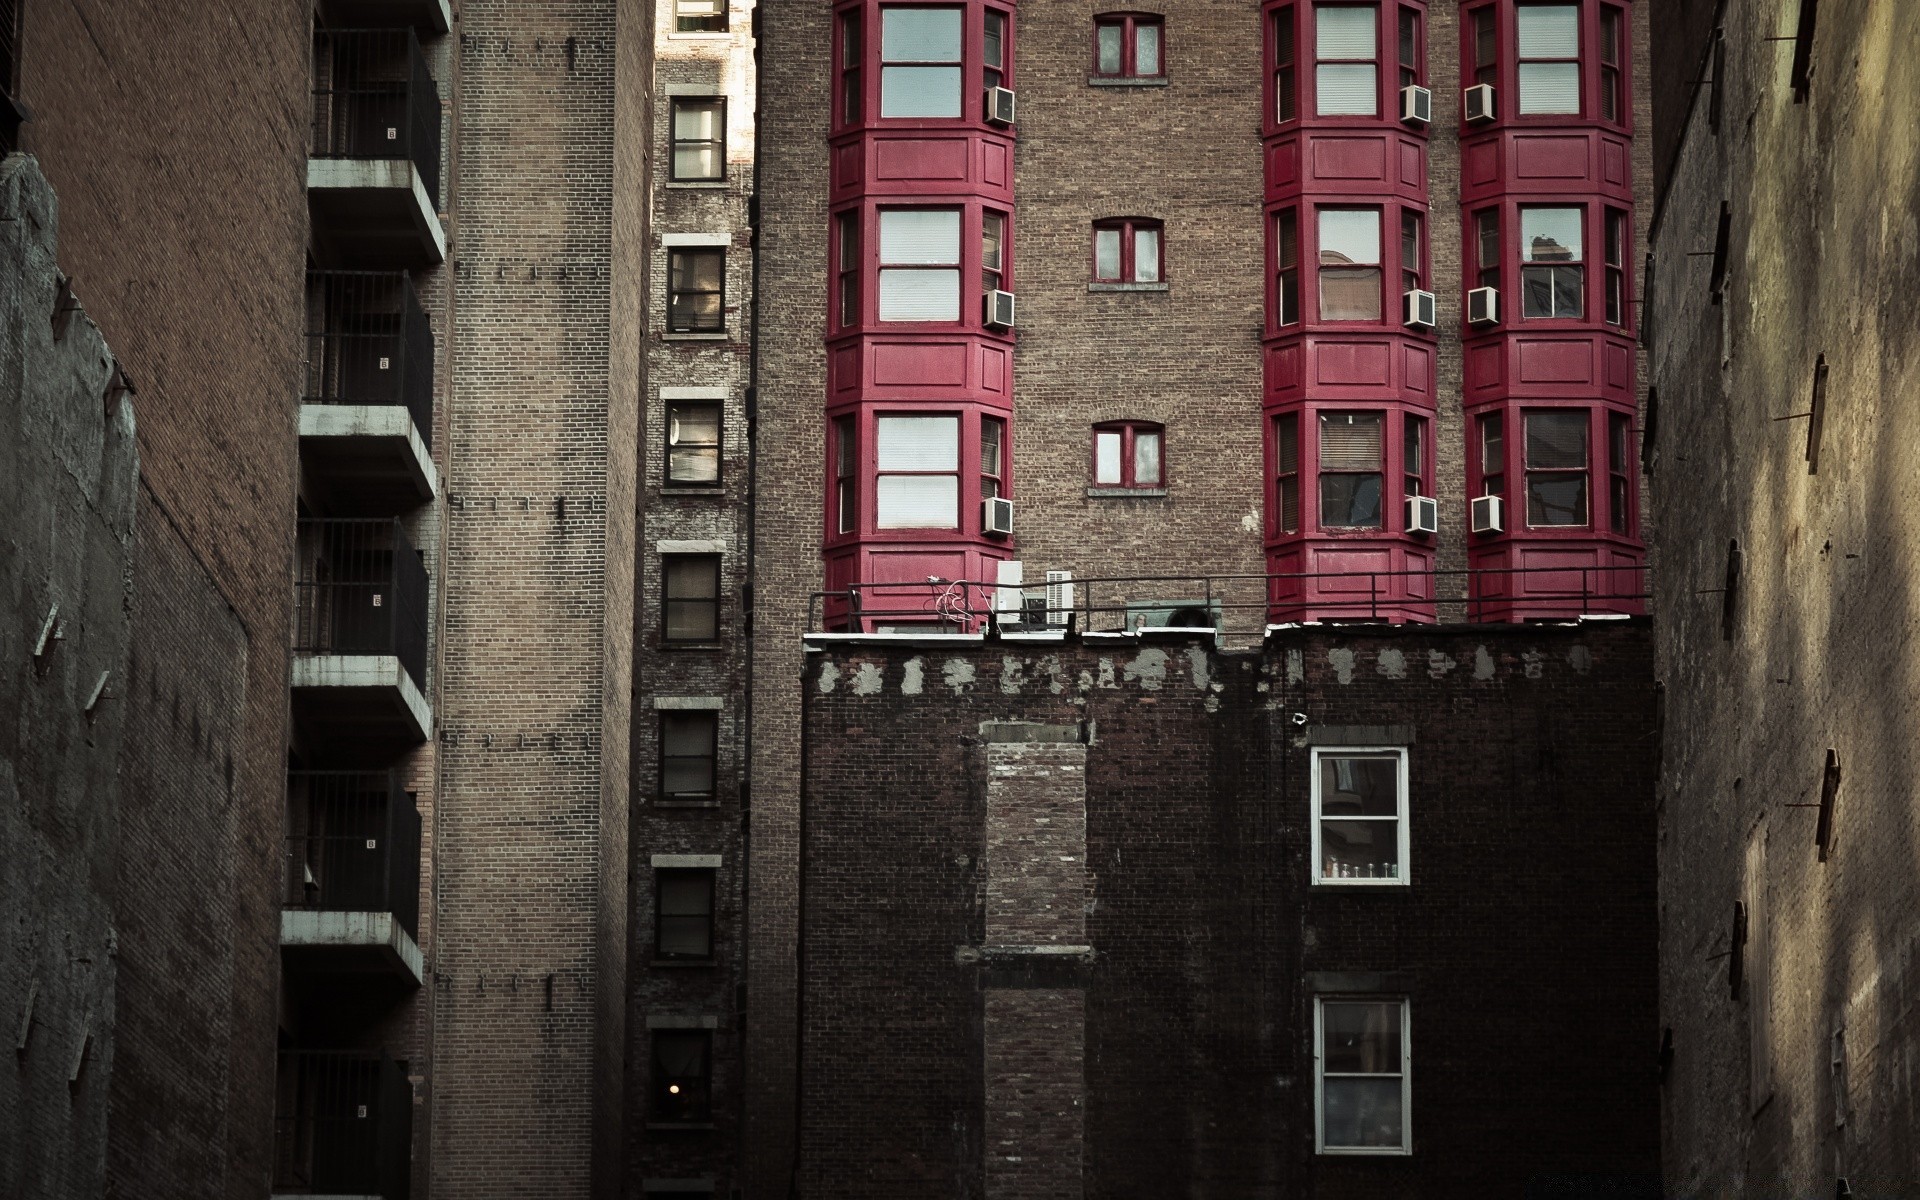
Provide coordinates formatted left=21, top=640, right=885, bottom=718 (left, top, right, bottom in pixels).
left=1316, top=998, right=1410, bottom=1154
left=660, top=712, right=717, bottom=801
left=880, top=6, right=964, bottom=118
left=836, top=211, right=861, bottom=327
left=980, top=417, right=1006, bottom=501
left=1314, top=4, right=1379, bottom=117
left=1599, top=5, right=1625, bottom=123
left=1609, top=412, right=1632, bottom=534
left=663, top=555, right=721, bottom=641
left=1094, top=13, right=1163, bottom=79
left=674, top=0, right=727, bottom=33
left=1478, top=412, right=1505, bottom=499
left=1275, top=414, right=1301, bottom=533
left=667, top=248, right=725, bottom=333
left=833, top=415, right=857, bottom=534
left=1092, top=218, right=1162, bottom=284
left=1604, top=208, right=1627, bottom=326
left=878, top=208, right=961, bottom=322
left=1311, top=747, right=1407, bottom=883
left=1319, top=208, right=1382, bottom=321
left=1524, top=409, right=1590, bottom=526
left=667, top=402, right=721, bottom=486
left=1519, top=207, right=1583, bottom=319
left=1092, top=421, right=1164, bottom=489
left=875, top=415, right=960, bottom=528
left=670, top=97, right=725, bottom=181
left=1276, top=209, right=1301, bottom=324
left=1273, top=5, right=1298, bottom=121
left=650, top=1030, right=712, bottom=1123
left=1516, top=4, right=1580, bottom=115
left=656, top=868, right=716, bottom=961
left=1318, top=412, right=1384, bottom=529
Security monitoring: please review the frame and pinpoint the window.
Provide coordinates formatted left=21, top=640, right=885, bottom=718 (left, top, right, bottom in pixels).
left=1608, top=412, right=1631, bottom=534
left=1599, top=5, right=1625, bottom=121
left=1806, top=355, right=1828, bottom=475
left=1315, top=4, right=1378, bottom=116
left=1273, top=6, right=1298, bottom=121
left=664, top=555, right=721, bottom=641
left=1092, top=422, right=1163, bottom=489
left=1275, top=414, right=1301, bottom=532
left=1478, top=412, right=1505, bottom=498
left=1318, top=412, right=1384, bottom=529
left=1094, top=13, right=1163, bottom=79
left=667, top=248, right=725, bottom=333
left=833, top=416, right=858, bottom=533
left=875, top=415, right=960, bottom=528
left=667, top=402, right=721, bottom=486
left=980, top=417, right=1005, bottom=500
left=1319, top=209, right=1382, bottom=322
left=878, top=208, right=961, bottom=321
left=1093, top=218, right=1162, bottom=284
left=1276, top=209, right=1301, bottom=325
left=1310, top=747, right=1407, bottom=882
left=1524, top=409, right=1589, bottom=526
left=840, top=10, right=864, bottom=123
left=1604, top=208, right=1627, bottom=325
left=1404, top=414, right=1427, bottom=500
left=1516, top=4, right=1580, bottom=115
left=1520, top=207, right=1583, bottom=319
left=674, top=0, right=727, bottom=33
left=984, top=9, right=1007, bottom=90
left=880, top=5, right=964, bottom=118
left=982, top=210, right=1007, bottom=294
left=1399, top=210, right=1424, bottom=294
left=660, top=712, right=717, bottom=801
left=1470, top=5, right=1497, bottom=91
left=670, top=98, right=725, bottom=181
left=1396, top=7, right=1420, bottom=90
left=1315, top=997, right=1410, bottom=1153
left=836, top=211, right=861, bottom=326
left=656, top=868, right=716, bottom=960
left=1474, top=208, right=1500, bottom=290
left=651, top=1030, right=712, bottom=1123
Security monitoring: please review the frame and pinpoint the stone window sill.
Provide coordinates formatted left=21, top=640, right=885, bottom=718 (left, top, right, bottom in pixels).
left=665, top=180, right=729, bottom=189
left=655, top=798, right=723, bottom=810
left=1087, top=487, right=1168, bottom=499
left=1088, top=282, right=1169, bottom=294
left=650, top=959, right=719, bottom=969
left=663, top=332, right=730, bottom=341
left=660, top=486, right=727, bottom=497
left=1088, top=76, right=1169, bottom=88
left=645, top=1121, right=719, bottom=1131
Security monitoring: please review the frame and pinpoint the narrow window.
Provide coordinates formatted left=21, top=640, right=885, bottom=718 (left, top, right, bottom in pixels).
left=1318, top=411, right=1384, bottom=529
left=1709, top=201, right=1732, bottom=305
left=1094, top=13, right=1164, bottom=79
left=1319, top=208, right=1383, bottom=322
left=980, top=417, right=1006, bottom=500
left=1608, top=412, right=1631, bottom=534
left=1396, top=7, right=1420, bottom=90
left=1470, top=5, right=1497, bottom=91
left=880, top=6, right=965, bottom=118
left=1404, top=414, right=1427, bottom=500
left=982, top=210, right=1007, bottom=295
left=1311, top=747, right=1408, bottom=883
left=1604, top=208, right=1628, bottom=326
left=1708, top=29, right=1725, bottom=133
left=836, top=211, right=861, bottom=327
left=1806, top=355, right=1828, bottom=475
left=1790, top=0, right=1818, bottom=103
left=1815, top=748, right=1840, bottom=862
left=1399, top=209, right=1424, bottom=295
left=1475, top=208, right=1500, bottom=290
left=670, top=98, right=725, bottom=181
left=841, top=10, right=864, bottom=124
left=1744, top=833, right=1773, bottom=1111
left=1599, top=5, right=1625, bottom=122
left=1275, top=414, right=1301, bottom=533
left=833, top=415, right=857, bottom=534
left=651, top=1030, right=713, bottom=1122
left=1721, top=538, right=1742, bottom=641
left=1273, top=5, right=1298, bottom=122
left=1520, top=206, right=1584, bottom=319
left=984, top=9, right=1007, bottom=91
left=1641, top=386, right=1659, bottom=475
left=1092, top=421, right=1164, bottom=489
left=660, top=712, right=718, bottom=801
left=1478, top=412, right=1505, bottom=499
left=667, top=402, right=722, bottom=486
left=1276, top=209, right=1301, bottom=325
left=1515, top=4, right=1580, bottom=115
left=1523, top=409, right=1590, bottom=527
left=875, top=414, right=960, bottom=528
left=674, top=0, right=727, bottom=33
left=667, top=248, right=726, bottom=333
left=656, top=868, right=716, bottom=960
left=664, top=555, right=722, bottom=641
left=1315, top=4, right=1379, bottom=116
left=1316, top=998, right=1411, bottom=1153
left=1092, top=218, right=1163, bottom=284
left=878, top=208, right=962, bottom=321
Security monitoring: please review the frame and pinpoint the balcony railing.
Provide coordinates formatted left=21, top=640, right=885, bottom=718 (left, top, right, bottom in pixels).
left=284, top=771, right=421, bottom=942
left=312, top=28, right=442, bottom=201
left=304, top=271, right=435, bottom=448
left=274, top=1049, right=412, bottom=1199
left=294, top=518, right=430, bottom=689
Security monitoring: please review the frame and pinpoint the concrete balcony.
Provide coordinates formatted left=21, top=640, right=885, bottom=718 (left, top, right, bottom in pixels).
left=300, top=271, right=438, bottom=510
left=280, top=771, right=424, bottom=986
left=291, top=519, right=433, bottom=748
left=309, top=29, right=445, bottom=266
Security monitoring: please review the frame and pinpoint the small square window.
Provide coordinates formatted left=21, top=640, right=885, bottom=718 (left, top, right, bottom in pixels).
left=668, top=248, right=726, bottom=333
left=1092, top=218, right=1163, bottom=284
left=651, top=1029, right=713, bottom=1122
left=656, top=868, right=716, bottom=960
left=1093, top=14, right=1164, bottom=80
left=664, top=555, right=721, bottom=641
left=1091, top=421, right=1164, bottom=489
left=1316, top=997, right=1410, bottom=1154
left=667, top=402, right=721, bottom=486
left=660, top=712, right=718, bottom=802
left=1310, top=747, right=1407, bottom=884
left=674, top=0, right=727, bottom=33
left=670, top=97, right=725, bottom=181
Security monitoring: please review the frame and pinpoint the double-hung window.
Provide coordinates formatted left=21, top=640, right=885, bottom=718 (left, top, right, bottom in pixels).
left=664, top=555, right=721, bottom=641
left=1520, top=207, right=1583, bottom=319
left=836, top=212, right=861, bottom=326
left=880, top=6, right=964, bottom=118
left=651, top=1030, right=713, bottom=1123
left=1319, top=208, right=1382, bottom=322
left=667, top=402, right=721, bottom=486
left=875, top=415, right=960, bottom=529
left=1318, top=412, right=1384, bottom=530
left=670, top=97, right=725, bottom=181
left=1524, top=409, right=1590, bottom=526
left=1274, top=415, right=1301, bottom=533
left=878, top=208, right=962, bottom=322
left=1273, top=6, right=1298, bottom=121
left=1275, top=209, right=1301, bottom=325
left=1604, top=208, right=1628, bottom=326
left=1599, top=5, right=1625, bottom=123
left=1310, top=746, right=1407, bottom=881
left=1316, top=998, right=1411, bottom=1154
left=1396, top=6, right=1420, bottom=90
left=655, top=868, right=716, bottom=961
left=833, top=415, right=858, bottom=534
left=1093, top=218, right=1162, bottom=284
left=1094, top=13, right=1163, bottom=79
left=980, top=418, right=1006, bottom=501
left=1469, top=5, right=1497, bottom=91
left=674, top=0, right=727, bottom=33
left=1092, top=422, right=1164, bottom=490
left=1314, top=4, right=1378, bottom=117
left=1516, top=4, right=1581, bottom=115
left=660, top=712, right=717, bottom=801
left=839, top=10, right=864, bottom=124
left=1403, top=415, right=1428, bottom=501
left=1609, top=412, right=1632, bottom=534
left=667, top=248, right=725, bottom=333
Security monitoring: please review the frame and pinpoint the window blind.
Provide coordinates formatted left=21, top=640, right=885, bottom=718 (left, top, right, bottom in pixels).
left=882, top=6, right=962, bottom=60
left=1316, top=5, right=1377, bottom=58
left=876, top=476, right=959, bottom=527
left=1517, top=5, right=1579, bottom=56
left=1526, top=411, right=1588, bottom=468
left=1096, top=23, right=1124, bottom=73
left=1319, top=412, right=1384, bottom=469
left=1518, top=62, right=1581, bottom=113
left=880, top=209, right=960, bottom=263
left=876, top=416, right=959, bottom=470
left=881, top=66, right=963, bottom=117
left=1316, top=64, right=1378, bottom=115
left=877, top=269, right=960, bottom=320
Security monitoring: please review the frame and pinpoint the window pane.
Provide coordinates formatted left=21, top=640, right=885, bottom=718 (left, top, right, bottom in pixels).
left=981, top=419, right=1003, bottom=477
left=1404, top=416, right=1424, bottom=476
left=984, top=11, right=1004, bottom=67
left=1521, top=208, right=1582, bottom=262
left=1136, top=23, right=1162, bottom=75
left=1134, top=429, right=1162, bottom=484
left=1518, top=62, right=1581, bottom=114
left=1319, top=754, right=1398, bottom=815
left=1316, top=63, right=1378, bottom=115
left=666, top=556, right=719, bottom=600
left=1094, top=228, right=1121, bottom=279
left=881, top=66, right=963, bottom=117
left=876, top=475, right=959, bottom=527
left=880, top=209, right=961, bottom=264
left=1320, top=473, right=1383, bottom=527
left=1526, top=411, right=1588, bottom=468
left=1277, top=416, right=1299, bottom=473
left=1480, top=415, right=1504, bottom=474
left=1320, top=209, right=1381, bottom=265
left=1324, top=1001, right=1404, bottom=1070
left=1517, top=4, right=1579, bottom=56
left=982, top=213, right=1004, bottom=272
left=1094, top=430, right=1122, bottom=483
left=669, top=447, right=719, bottom=483
left=877, top=415, right=959, bottom=470
left=1320, top=267, right=1382, bottom=320
left=662, top=752, right=715, bottom=796
left=674, top=100, right=719, bottom=141
left=670, top=249, right=723, bottom=291
left=658, top=915, right=711, bottom=958
left=1096, top=22, right=1123, bottom=73
left=1279, top=477, right=1301, bottom=532
left=1323, top=1078, right=1405, bottom=1149
left=674, top=146, right=721, bottom=179
left=671, top=405, right=720, bottom=447
left=1476, top=210, right=1499, bottom=270
left=1527, top=474, right=1589, bottom=525
left=1398, top=8, right=1417, bottom=67
left=882, top=6, right=963, bottom=60
left=1134, top=227, right=1161, bottom=282
left=877, top=269, right=960, bottom=320
left=663, top=713, right=714, bottom=757
left=1316, top=5, right=1377, bottom=58
left=1321, top=820, right=1401, bottom=879
left=1610, top=414, right=1629, bottom=472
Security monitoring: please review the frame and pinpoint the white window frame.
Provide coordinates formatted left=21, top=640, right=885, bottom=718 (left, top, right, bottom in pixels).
left=1314, top=996, right=1412, bottom=1155
left=1309, top=745, right=1409, bottom=886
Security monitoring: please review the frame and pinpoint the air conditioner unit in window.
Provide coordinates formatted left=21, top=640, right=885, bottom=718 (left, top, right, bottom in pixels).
left=986, top=86, right=1017, bottom=125
left=1400, top=84, right=1432, bottom=126
left=983, top=496, right=1014, bottom=537
left=1463, top=83, right=1496, bottom=123
left=1044, top=569, right=1074, bottom=627
left=1404, top=289, right=1437, bottom=330
left=984, top=289, right=1016, bottom=330
left=1467, top=286, right=1499, bottom=327
left=1471, top=494, right=1504, bottom=535
left=1406, top=495, right=1439, bottom=535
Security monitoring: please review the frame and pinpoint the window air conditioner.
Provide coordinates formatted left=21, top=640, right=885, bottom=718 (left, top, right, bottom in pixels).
left=1467, top=286, right=1499, bottom=327
left=1400, top=84, right=1432, bottom=126
left=1471, top=494, right=1504, bottom=535
left=1406, top=495, right=1439, bottom=535
left=1404, top=289, right=1437, bottom=330
left=1463, top=83, right=1496, bottom=124
left=986, top=86, right=1017, bottom=126
left=983, top=496, right=1014, bottom=537
left=985, top=289, right=1016, bottom=330
left=1044, top=570, right=1074, bottom=627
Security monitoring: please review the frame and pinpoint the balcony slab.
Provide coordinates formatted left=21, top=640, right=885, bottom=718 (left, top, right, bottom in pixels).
left=281, top=910, right=424, bottom=986
left=300, top=404, right=439, bottom=509
left=291, top=654, right=432, bottom=746
left=308, top=159, right=446, bottom=267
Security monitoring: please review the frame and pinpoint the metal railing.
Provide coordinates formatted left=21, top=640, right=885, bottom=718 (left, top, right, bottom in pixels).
left=293, top=518, right=430, bottom=689
left=304, top=271, right=435, bottom=447
left=808, top=565, right=1649, bottom=635
left=284, top=771, right=422, bottom=941
left=273, top=1049, right=412, bottom=1199
left=311, top=28, right=443, bottom=201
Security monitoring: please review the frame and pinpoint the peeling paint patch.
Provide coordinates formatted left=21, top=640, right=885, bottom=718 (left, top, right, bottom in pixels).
left=1122, top=648, right=1169, bottom=690
left=1327, top=648, right=1356, bottom=684
left=1096, top=658, right=1117, bottom=689
left=1567, top=645, right=1593, bottom=674
left=1001, top=656, right=1027, bottom=695
left=901, top=657, right=926, bottom=695
left=1076, top=669, right=1094, bottom=692
left=1473, top=646, right=1496, bottom=680
left=1204, top=695, right=1221, bottom=713
left=1186, top=647, right=1212, bottom=691
left=1427, top=651, right=1457, bottom=679
left=852, top=661, right=884, bottom=695
left=1376, top=648, right=1407, bottom=680
left=1286, top=649, right=1305, bottom=685
left=1521, top=651, right=1546, bottom=680
left=1038, top=654, right=1067, bottom=695
left=817, top=663, right=839, bottom=694
left=943, top=658, right=976, bottom=694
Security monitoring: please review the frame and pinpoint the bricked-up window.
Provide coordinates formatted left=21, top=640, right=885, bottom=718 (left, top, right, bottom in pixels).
left=875, top=414, right=961, bottom=528
left=650, top=1030, right=712, bottom=1122
left=1604, top=208, right=1628, bottom=326
left=1319, top=412, right=1385, bottom=529
left=1273, top=5, right=1298, bottom=121
left=1524, top=410, right=1589, bottom=526
left=980, top=417, right=1005, bottom=500
left=667, top=248, right=725, bottom=333
left=655, top=868, right=716, bottom=960
left=1399, top=211, right=1424, bottom=294
left=1396, top=6, right=1421, bottom=89
left=1608, top=412, right=1631, bottom=533
left=1275, top=414, right=1301, bottom=532
left=984, top=8, right=1009, bottom=90
left=1094, top=13, right=1163, bottom=79
left=878, top=208, right=962, bottom=321
left=1276, top=209, right=1301, bottom=325
left=840, top=10, right=864, bottom=124
left=880, top=6, right=964, bottom=118
left=1474, top=208, right=1500, bottom=290
left=1599, top=5, right=1625, bottom=122
left=1316, top=998, right=1410, bottom=1153
left=1470, top=5, right=1497, bottom=90
left=667, top=402, right=722, bottom=486
left=1093, top=422, right=1163, bottom=489
left=1311, top=748, right=1408, bottom=883
left=1315, top=4, right=1379, bottom=116
left=1093, top=218, right=1162, bottom=284
left=982, top=210, right=1007, bottom=294
left=660, top=712, right=717, bottom=801
left=1516, top=4, right=1581, bottom=115
left=1404, top=414, right=1428, bottom=500
left=1520, top=206, right=1583, bottom=319
left=834, top=416, right=857, bottom=533
left=663, top=556, right=722, bottom=641
left=674, top=0, right=727, bottom=33
left=1319, top=209, right=1382, bottom=321
left=836, top=212, right=861, bottom=326
left=670, top=98, right=725, bottom=181
left=1478, top=412, right=1505, bottom=499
